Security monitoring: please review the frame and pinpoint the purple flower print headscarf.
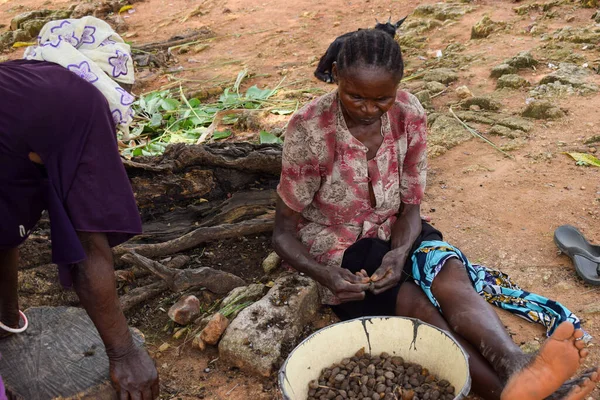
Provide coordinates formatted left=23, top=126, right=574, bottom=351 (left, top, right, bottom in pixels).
left=23, top=16, right=135, bottom=129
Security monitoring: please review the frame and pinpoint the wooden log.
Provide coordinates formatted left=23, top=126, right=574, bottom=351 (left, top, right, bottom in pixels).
left=116, top=254, right=190, bottom=282
left=0, top=307, right=144, bottom=400
left=120, top=281, right=168, bottom=313
left=113, top=217, right=274, bottom=260
left=121, top=252, right=245, bottom=294
left=124, top=143, right=282, bottom=217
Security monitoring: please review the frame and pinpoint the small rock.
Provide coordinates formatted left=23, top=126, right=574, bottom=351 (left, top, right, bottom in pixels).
left=521, top=100, right=565, bottom=120
left=219, top=274, right=319, bottom=377
left=200, top=313, right=230, bottom=345
left=489, top=125, right=522, bottom=139
left=414, top=90, right=432, bottom=109
left=491, top=63, right=517, bottom=78
left=423, top=68, right=459, bottom=84
left=496, top=74, right=530, bottom=89
left=471, top=15, right=505, bottom=39
left=168, top=295, right=201, bottom=325
left=158, top=343, right=170, bottom=352
left=505, top=51, right=539, bottom=69
left=460, top=96, right=502, bottom=111
left=424, top=81, right=447, bottom=93
left=496, top=116, right=534, bottom=132
left=193, top=334, right=207, bottom=351
left=428, top=115, right=472, bottom=157
left=455, top=85, right=473, bottom=99
left=262, top=251, right=282, bottom=274
left=221, top=284, right=267, bottom=310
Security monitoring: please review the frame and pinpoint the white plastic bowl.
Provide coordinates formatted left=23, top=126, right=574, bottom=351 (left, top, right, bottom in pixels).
left=279, top=316, right=471, bottom=400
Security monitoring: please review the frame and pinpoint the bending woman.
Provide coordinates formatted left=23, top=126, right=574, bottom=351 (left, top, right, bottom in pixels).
left=0, top=17, right=158, bottom=400
left=273, top=29, right=598, bottom=400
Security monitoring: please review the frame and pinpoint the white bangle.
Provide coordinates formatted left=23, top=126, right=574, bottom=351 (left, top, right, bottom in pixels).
left=0, top=310, right=28, bottom=334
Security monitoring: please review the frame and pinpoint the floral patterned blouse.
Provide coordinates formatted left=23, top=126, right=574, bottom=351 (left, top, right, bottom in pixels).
left=277, top=89, right=428, bottom=304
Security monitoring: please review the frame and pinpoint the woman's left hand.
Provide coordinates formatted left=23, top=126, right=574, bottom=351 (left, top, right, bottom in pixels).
left=369, top=249, right=408, bottom=295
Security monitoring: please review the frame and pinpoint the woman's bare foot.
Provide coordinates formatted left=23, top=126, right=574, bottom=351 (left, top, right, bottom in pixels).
left=563, top=369, right=599, bottom=400
left=500, top=322, right=590, bottom=400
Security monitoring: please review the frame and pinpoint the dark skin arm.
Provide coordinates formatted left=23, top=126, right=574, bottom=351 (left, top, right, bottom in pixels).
left=74, top=232, right=159, bottom=400
left=370, top=203, right=422, bottom=295
left=273, top=197, right=370, bottom=303
left=26, top=152, right=158, bottom=398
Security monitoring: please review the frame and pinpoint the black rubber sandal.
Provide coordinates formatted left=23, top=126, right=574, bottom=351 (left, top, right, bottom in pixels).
left=554, top=225, right=600, bottom=285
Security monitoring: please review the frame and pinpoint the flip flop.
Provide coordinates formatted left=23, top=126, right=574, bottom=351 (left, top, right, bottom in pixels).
left=554, top=225, right=600, bottom=285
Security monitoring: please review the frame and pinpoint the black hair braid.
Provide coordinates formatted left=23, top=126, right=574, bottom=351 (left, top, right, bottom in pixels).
left=336, top=29, right=404, bottom=81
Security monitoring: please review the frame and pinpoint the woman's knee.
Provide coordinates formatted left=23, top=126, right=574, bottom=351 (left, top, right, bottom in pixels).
left=431, top=258, right=473, bottom=297
left=395, top=282, right=434, bottom=318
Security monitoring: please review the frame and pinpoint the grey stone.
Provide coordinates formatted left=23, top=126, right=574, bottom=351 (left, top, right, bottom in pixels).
left=413, top=3, right=474, bottom=21
left=460, top=96, right=502, bottom=111
left=414, top=90, right=432, bottom=108
left=10, top=10, right=52, bottom=30
left=489, top=125, right=523, bottom=139
left=423, top=68, right=459, bottom=84
left=21, top=19, right=47, bottom=38
left=428, top=115, right=472, bottom=157
left=471, top=15, right=505, bottom=39
left=262, top=251, right=281, bottom=274
left=496, top=116, right=534, bottom=132
left=453, top=110, right=499, bottom=125
left=490, top=64, right=517, bottom=78
left=504, top=51, right=539, bottom=69
left=424, top=81, right=447, bottom=93
left=220, top=284, right=268, bottom=310
left=545, top=26, right=600, bottom=44
left=537, top=63, right=599, bottom=93
left=522, top=100, right=565, bottom=119
left=496, top=74, right=530, bottom=89
left=219, top=274, right=319, bottom=377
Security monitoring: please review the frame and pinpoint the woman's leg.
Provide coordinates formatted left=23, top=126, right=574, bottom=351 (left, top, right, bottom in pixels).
left=0, top=248, right=20, bottom=337
left=430, top=259, right=529, bottom=380
left=430, top=258, right=598, bottom=398
left=395, top=281, right=503, bottom=400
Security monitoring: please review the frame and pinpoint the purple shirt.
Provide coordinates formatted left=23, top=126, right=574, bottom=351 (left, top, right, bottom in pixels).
left=0, top=60, right=142, bottom=286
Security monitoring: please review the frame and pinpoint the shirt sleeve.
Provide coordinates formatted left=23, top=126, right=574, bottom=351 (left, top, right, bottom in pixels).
left=400, top=102, right=427, bottom=205
left=277, top=114, right=322, bottom=213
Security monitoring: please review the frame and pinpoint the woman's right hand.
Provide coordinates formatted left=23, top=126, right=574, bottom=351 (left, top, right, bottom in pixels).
left=321, top=268, right=371, bottom=303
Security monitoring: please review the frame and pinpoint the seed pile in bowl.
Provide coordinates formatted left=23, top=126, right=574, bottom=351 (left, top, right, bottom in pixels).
left=307, top=348, right=456, bottom=400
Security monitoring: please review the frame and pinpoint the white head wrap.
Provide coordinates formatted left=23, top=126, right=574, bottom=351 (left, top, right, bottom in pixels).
left=23, top=16, right=135, bottom=128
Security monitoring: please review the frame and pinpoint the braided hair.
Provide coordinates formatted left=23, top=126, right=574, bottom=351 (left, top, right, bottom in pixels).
left=336, top=29, right=404, bottom=82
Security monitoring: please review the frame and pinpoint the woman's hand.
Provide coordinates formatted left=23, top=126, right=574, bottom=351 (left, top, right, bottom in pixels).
left=321, top=267, right=370, bottom=303
left=109, top=345, right=159, bottom=400
left=369, top=248, right=408, bottom=295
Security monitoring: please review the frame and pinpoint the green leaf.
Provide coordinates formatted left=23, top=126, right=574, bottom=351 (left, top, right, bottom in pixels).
left=259, top=130, right=283, bottom=144
left=245, top=85, right=272, bottom=100
left=213, top=130, right=232, bottom=140
left=188, top=98, right=201, bottom=108
left=161, top=98, right=180, bottom=111
left=150, top=113, right=163, bottom=127
left=270, top=108, right=294, bottom=115
left=566, top=152, right=600, bottom=167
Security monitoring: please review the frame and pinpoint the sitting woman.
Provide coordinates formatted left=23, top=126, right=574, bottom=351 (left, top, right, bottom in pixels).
left=273, top=29, right=598, bottom=400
